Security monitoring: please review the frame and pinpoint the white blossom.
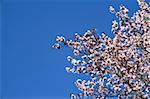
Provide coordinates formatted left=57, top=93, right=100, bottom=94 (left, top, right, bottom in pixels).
left=53, top=0, right=150, bottom=98
left=109, top=6, right=115, bottom=13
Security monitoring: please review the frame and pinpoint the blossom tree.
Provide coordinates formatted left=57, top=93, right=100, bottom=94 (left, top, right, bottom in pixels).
left=53, top=0, right=150, bottom=98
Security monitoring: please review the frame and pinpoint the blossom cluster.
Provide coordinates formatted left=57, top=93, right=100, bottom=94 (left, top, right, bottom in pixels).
left=52, top=0, right=150, bottom=98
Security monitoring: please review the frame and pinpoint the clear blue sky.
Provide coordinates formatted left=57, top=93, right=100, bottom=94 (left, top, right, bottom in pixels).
left=1, top=0, right=143, bottom=99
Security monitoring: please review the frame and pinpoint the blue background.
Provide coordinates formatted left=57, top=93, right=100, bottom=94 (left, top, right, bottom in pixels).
left=1, top=0, right=144, bottom=99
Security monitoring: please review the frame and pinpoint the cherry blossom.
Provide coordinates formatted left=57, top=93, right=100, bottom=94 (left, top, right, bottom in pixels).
left=53, top=0, right=150, bottom=98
